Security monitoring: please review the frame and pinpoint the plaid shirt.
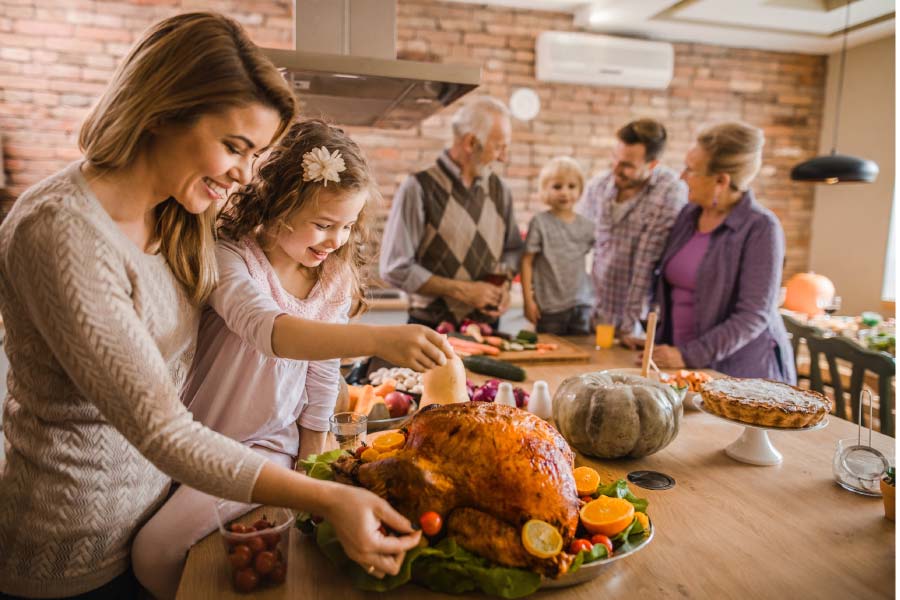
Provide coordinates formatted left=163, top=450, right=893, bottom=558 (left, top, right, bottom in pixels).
left=576, top=166, right=687, bottom=336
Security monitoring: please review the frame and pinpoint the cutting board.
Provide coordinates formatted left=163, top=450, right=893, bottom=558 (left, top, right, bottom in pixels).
left=494, top=333, right=591, bottom=364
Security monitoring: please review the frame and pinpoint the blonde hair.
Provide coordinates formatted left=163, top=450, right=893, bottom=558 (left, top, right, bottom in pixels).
left=79, top=12, right=297, bottom=304
left=696, top=122, right=765, bottom=192
left=219, top=120, right=378, bottom=318
left=538, top=156, right=585, bottom=194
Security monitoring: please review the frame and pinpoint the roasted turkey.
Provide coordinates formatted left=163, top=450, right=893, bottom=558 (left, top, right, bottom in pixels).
left=332, top=402, right=580, bottom=577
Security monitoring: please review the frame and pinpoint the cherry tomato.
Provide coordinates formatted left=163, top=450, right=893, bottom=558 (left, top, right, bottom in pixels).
left=230, top=523, right=251, bottom=534
left=419, top=511, right=443, bottom=536
left=568, top=539, right=593, bottom=554
left=254, top=550, right=277, bottom=576
left=268, top=561, right=287, bottom=584
left=262, top=531, right=281, bottom=549
left=247, top=536, right=266, bottom=555
left=252, top=518, right=272, bottom=531
left=228, top=544, right=252, bottom=570
left=354, top=444, right=368, bottom=459
left=591, top=534, right=614, bottom=556
left=579, top=495, right=593, bottom=503
left=233, top=567, right=259, bottom=593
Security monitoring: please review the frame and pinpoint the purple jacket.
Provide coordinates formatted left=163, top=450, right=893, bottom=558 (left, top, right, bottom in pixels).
left=654, top=190, right=796, bottom=383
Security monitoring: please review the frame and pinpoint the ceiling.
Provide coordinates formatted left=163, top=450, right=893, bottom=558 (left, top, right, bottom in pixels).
left=443, top=0, right=896, bottom=53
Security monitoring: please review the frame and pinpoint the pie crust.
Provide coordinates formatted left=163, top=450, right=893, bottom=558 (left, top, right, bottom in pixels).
left=700, top=377, right=832, bottom=429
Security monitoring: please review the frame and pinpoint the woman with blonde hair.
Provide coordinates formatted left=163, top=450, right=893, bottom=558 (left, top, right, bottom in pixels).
left=0, top=13, right=422, bottom=599
left=649, top=122, right=795, bottom=382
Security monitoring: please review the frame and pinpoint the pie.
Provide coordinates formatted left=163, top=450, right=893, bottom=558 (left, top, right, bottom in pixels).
left=700, top=377, right=832, bottom=428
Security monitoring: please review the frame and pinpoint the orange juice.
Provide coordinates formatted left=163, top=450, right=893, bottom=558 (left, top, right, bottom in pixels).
left=595, top=324, right=614, bottom=349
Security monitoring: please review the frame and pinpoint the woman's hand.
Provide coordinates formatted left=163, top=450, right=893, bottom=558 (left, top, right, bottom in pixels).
left=652, top=344, right=686, bottom=369
left=378, top=325, right=454, bottom=372
left=323, top=485, right=422, bottom=578
left=620, top=334, right=645, bottom=350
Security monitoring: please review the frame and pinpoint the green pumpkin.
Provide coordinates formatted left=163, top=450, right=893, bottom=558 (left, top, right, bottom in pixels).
left=552, top=370, right=683, bottom=458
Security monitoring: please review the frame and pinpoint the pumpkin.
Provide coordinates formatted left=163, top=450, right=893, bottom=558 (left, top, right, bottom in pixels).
left=783, top=272, right=835, bottom=317
left=552, top=370, right=683, bottom=459
left=420, top=352, right=470, bottom=407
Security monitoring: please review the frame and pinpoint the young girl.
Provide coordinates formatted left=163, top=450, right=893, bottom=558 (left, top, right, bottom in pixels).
left=521, top=157, right=595, bottom=335
left=131, top=120, right=450, bottom=598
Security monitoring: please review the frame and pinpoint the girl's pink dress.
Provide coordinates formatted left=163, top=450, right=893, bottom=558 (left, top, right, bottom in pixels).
left=131, top=236, right=350, bottom=600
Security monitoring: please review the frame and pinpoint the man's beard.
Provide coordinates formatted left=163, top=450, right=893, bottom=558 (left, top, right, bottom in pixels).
left=615, top=171, right=648, bottom=190
left=471, top=144, right=495, bottom=179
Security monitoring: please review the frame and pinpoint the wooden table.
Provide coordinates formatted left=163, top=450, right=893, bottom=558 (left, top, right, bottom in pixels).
left=177, top=339, right=895, bottom=599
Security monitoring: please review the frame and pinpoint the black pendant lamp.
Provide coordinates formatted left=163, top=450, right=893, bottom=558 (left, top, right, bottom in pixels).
left=790, top=0, right=879, bottom=184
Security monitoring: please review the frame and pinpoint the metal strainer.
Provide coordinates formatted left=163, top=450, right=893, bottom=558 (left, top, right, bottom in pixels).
left=839, top=390, right=890, bottom=485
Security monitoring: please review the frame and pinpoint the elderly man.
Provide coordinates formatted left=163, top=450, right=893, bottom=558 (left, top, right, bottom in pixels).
left=380, top=96, right=524, bottom=329
left=577, top=118, right=687, bottom=346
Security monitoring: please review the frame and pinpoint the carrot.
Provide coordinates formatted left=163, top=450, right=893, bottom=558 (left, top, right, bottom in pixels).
left=448, top=336, right=499, bottom=356
left=483, top=336, right=505, bottom=348
left=447, top=337, right=484, bottom=356
left=535, top=343, right=558, bottom=351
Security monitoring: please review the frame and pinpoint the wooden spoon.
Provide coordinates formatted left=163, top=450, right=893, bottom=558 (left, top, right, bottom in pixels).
left=641, top=311, right=658, bottom=379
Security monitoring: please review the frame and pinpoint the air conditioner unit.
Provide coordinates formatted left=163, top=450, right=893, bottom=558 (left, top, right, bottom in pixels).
left=536, top=32, right=674, bottom=90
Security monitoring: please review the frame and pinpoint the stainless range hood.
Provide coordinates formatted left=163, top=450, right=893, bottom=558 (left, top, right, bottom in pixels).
left=265, top=0, right=481, bottom=129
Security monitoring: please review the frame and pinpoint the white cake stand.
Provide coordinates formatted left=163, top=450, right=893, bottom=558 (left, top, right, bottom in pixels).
left=694, top=396, right=828, bottom=466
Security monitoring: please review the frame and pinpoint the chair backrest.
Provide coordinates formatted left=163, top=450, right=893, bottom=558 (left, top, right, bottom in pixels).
left=805, top=332, right=896, bottom=437
left=782, top=313, right=823, bottom=383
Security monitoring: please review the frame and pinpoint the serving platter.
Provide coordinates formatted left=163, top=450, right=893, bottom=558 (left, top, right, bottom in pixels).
left=540, top=523, right=654, bottom=589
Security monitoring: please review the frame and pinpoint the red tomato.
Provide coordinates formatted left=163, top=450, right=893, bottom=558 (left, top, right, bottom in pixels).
left=568, top=539, right=593, bottom=554
left=262, top=531, right=281, bottom=549
left=419, top=511, right=443, bottom=536
left=228, top=545, right=252, bottom=570
left=579, top=496, right=593, bottom=503
left=354, top=444, right=368, bottom=459
left=591, top=534, right=614, bottom=556
left=233, top=567, right=259, bottom=593
left=230, top=523, right=251, bottom=534
left=268, top=561, right=287, bottom=584
left=254, top=550, right=277, bottom=576
left=252, top=518, right=272, bottom=531
left=246, top=536, right=266, bottom=555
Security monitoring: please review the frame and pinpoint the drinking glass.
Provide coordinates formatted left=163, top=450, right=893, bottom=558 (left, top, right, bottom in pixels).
left=594, top=324, right=615, bottom=349
left=329, top=412, right=367, bottom=451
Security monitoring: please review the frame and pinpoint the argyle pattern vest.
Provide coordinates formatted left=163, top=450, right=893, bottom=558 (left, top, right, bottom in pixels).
left=409, top=158, right=507, bottom=326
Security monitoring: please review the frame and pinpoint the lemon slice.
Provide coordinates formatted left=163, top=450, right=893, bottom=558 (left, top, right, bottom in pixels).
left=521, top=519, right=563, bottom=559
left=372, top=431, right=406, bottom=452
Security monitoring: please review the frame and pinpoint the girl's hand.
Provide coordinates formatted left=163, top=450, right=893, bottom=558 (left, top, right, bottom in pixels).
left=523, top=299, right=541, bottom=325
left=378, top=325, right=454, bottom=372
left=653, top=345, right=686, bottom=369
left=324, top=485, right=422, bottom=578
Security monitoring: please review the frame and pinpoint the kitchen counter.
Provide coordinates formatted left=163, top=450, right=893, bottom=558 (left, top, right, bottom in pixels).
left=176, top=339, right=895, bottom=599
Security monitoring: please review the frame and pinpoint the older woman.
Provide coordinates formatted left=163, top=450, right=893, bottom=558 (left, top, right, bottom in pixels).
left=0, top=13, right=427, bottom=599
left=650, top=122, right=795, bottom=383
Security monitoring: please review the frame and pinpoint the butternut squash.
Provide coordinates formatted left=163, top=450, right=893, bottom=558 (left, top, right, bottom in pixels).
left=420, top=352, right=469, bottom=408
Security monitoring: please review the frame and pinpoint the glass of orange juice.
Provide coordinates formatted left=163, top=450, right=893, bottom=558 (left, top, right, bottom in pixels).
left=595, top=324, right=615, bottom=349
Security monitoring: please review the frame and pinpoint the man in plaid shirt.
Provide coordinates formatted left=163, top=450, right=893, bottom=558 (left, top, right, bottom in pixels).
left=577, top=119, right=687, bottom=345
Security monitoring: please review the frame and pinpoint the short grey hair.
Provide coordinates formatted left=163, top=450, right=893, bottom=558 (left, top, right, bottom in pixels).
left=450, top=96, right=510, bottom=144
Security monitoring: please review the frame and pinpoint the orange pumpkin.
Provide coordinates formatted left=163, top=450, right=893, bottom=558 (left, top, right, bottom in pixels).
left=783, top=272, right=835, bottom=316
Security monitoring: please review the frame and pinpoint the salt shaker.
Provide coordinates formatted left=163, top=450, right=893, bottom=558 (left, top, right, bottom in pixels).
left=528, top=380, right=553, bottom=422
left=495, top=382, right=517, bottom=407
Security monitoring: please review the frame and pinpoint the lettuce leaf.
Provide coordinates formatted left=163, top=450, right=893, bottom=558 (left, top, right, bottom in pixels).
left=314, top=521, right=541, bottom=598
left=298, top=448, right=346, bottom=481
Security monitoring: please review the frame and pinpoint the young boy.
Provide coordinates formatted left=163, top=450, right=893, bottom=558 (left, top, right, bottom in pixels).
left=521, top=157, right=595, bottom=335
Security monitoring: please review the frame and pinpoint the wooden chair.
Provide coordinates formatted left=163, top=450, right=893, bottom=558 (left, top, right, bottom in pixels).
left=782, top=313, right=823, bottom=386
left=805, top=332, right=896, bottom=437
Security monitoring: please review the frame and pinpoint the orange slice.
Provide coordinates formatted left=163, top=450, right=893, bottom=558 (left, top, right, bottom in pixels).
left=573, top=466, right=600, bottom=496
left=360, top=448, right=381, bottom=463
left=378, top=449, right=399, bottom=460
left=634, top=511, right=650, bottom=534
left=521, top=520, right=563, bottom=559
left=372, top=431, right=406, bottom=453
left=580, top=496, right=635, bottom=536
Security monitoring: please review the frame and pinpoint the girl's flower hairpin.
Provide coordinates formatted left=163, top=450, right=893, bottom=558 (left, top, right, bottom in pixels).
left=302, top=146, right=346, bottom=186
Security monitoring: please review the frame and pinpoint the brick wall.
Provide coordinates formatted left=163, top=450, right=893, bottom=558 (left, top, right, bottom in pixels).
left=0, top=0, right=826, bottom=278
